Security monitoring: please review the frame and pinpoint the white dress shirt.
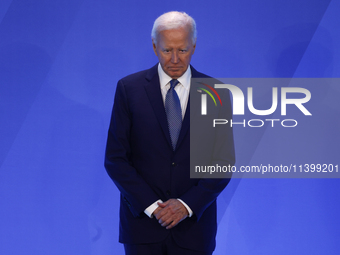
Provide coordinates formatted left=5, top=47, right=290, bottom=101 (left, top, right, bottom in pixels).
left=144, top=63, right=193, bottom=218
left=158, top=63, right=191, bottom=119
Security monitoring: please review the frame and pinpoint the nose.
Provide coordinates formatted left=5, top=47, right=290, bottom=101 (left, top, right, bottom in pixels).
left=171, top=51, right=179, bottom=63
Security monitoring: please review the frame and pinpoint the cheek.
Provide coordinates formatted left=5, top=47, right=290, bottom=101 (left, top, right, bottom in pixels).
left=182, top=55, right=192, bottom=64
left=159, top=55, right=170, bottom=64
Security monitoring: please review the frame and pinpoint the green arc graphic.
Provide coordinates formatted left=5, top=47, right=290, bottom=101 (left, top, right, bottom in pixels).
left=199, top=88, right=217, bottom=106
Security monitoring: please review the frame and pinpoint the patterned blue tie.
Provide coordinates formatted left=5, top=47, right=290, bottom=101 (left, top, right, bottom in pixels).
left=165, top=79, right=182, bottom=151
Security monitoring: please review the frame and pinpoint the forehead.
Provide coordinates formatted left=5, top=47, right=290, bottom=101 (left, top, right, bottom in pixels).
left=157, top=26, right=192, bottom=46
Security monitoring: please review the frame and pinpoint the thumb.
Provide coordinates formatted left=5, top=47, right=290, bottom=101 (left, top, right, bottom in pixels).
left=157, top=200, right=169, bottom=208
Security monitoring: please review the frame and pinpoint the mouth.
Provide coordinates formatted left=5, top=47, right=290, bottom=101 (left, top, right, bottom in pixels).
left=168, top=67, right=183, bottom=71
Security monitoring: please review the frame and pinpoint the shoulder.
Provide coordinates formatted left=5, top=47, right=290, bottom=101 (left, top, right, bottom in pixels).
left=119, top=64, right=158, bottom=85
left=114, top=64, right=158, bottom=100
left=190, top=65, right=211, bottom=79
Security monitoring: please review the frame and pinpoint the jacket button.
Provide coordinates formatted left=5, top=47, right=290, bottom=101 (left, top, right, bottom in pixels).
left=171, top=162, right=176, bottom=166
left=166, top=190, right=171, bottom=195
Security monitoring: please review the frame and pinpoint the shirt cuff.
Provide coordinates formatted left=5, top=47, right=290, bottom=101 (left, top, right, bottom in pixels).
left=144, top=199, right=163, bottom=218
left=177, top=198, right=193, bottom=217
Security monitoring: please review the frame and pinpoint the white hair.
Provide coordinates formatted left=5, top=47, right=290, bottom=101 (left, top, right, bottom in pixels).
left=151, top=11, right=197, bottom=44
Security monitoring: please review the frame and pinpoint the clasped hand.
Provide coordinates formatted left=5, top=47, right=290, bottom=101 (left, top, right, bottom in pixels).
left=153, top=199, right=188, bottom=229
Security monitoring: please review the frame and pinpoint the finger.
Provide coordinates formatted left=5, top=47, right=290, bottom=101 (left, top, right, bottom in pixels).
left=166, top=219, right=179, bottom=229
left=158, top=213, right=171, bottom=225
left=156, top=204, right=177, bottom=219
left=155, top=207, right=169, bottom=220
left=164, top=212, right=188, bottom=229
left=153, top=207, right=162, bottom=215
left=154, top=213, right=161, bottom=220
left=158, top=207, right=179, bottom=222
left=155, top=208, right=170, bottom=220
left=159, top=210, right=180, bottom=227
left=153, top=208, right=162, bottom=220
left=161, top=219, right=172, bottom=227
left=159, top=212, right=179, bottom=227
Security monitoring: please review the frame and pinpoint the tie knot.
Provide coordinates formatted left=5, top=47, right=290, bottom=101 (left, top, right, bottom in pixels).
left=170, top=79, right=179, bottom=89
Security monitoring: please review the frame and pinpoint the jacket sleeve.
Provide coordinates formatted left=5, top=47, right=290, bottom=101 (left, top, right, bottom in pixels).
left=104, top=79, right=160, bottom=217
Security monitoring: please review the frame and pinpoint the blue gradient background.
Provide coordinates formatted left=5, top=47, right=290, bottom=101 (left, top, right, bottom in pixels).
left=1, top=0, right=339, bottom=254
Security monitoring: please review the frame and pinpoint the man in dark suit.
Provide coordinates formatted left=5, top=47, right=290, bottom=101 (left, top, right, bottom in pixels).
left=105, top=11, right=235, bottom=255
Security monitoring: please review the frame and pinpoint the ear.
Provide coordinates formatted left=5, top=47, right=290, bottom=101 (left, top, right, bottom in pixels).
left=192, top=43, right=196, bottom=55
left=152, top=40, right=158, bottom=56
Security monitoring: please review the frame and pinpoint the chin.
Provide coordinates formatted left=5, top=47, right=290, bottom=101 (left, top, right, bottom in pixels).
left=170, top=74, right=180, bottom=79
left=168, top=71, right=184, bottom=79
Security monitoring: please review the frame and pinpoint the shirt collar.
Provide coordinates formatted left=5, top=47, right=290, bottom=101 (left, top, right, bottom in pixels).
left=158, top=63, right=191, bottom=90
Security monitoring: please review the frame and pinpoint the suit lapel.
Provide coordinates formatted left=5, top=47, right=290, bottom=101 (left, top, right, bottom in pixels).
left=144, top=65, right=173, bottom=148
left=176, top=96, right=190, bottom=149
left=144, top=65, right=204, bottom=151
left=176, top=66, right=202, bottom=150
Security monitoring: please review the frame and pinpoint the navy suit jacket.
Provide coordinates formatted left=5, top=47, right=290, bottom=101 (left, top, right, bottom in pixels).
left=105, top=64, right=235, bottom=253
